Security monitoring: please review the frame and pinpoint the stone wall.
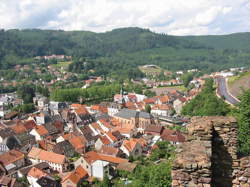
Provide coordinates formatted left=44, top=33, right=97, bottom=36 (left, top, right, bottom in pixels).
left=171, top=116, right=249, bottom=187
left=233, top=156, right=250, bottom=187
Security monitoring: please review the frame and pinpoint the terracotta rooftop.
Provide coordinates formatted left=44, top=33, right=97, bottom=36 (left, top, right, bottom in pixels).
left=62, top=166, right=88, bottom=185
left=145, top=125, right=163, bottom=134
left=35, top=125, right=49, bottom=136
left=69, top=136, right=86, bottom=150
left=83, top=151, right=128, bottom=165
left=105, top=131, right=117, bottom=142
left=23, top=120, right=37, bottom=130
left=161, top=129, right=185, bottom=143
left=11, top=124, right=27, bottom=134
left=28, top=147, right=66, bottom=165
left=122, top=139, right=139, bottom=152
left=0, top=149, right=24, bottom=166
left=27, top=167, right=48, bottom=179
left=99, top=145, right=119, bottom=156
left=99, top=136, right=111, bottom=145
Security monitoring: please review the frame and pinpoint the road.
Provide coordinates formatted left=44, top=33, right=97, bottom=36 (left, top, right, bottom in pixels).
left=216, top=77, right=240, bottom=105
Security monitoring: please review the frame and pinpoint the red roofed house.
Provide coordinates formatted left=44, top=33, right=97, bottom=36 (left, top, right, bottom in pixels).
left=61, top=166, right=88, bottom=187
left=120, top=138, right=143, bottom=158
left=0, top=149, right=25, bottom=173
left=75, top=151, right=128, bottom=180
left=161, top=129, right=185, bottom=144
left=28, top=147, right=68, bottom=172
left=173, top=97, right=187, bottom=114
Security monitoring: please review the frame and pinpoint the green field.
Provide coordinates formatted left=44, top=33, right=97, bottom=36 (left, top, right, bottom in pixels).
left=52, top=61, right=72, bottom=70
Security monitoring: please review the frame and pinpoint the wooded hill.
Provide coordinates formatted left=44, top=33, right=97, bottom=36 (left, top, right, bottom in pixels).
left=1, top=27, right=250, bottom=79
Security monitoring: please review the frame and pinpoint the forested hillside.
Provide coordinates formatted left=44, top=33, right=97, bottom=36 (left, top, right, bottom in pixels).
left=182, top=32, right=250, bottom=50
left=1, top=27, right=250, bottom=79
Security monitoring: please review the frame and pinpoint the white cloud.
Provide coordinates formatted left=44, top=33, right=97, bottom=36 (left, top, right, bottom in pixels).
left=0, top=0, right=249, bottom=35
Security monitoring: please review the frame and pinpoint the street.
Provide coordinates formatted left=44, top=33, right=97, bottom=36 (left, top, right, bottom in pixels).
left=216, top=77, right=240, bottom=105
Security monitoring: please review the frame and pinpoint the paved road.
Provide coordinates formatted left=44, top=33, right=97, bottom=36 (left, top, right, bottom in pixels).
left=216, top=77, right=239, bottom=105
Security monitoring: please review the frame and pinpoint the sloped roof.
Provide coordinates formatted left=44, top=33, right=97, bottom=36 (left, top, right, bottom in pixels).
left=99, top=145, right=119, bottom=156
left=62, top=166, right=88, bottom=185
left=145, top=125, right=163, bottom=133
left=35, top=125, right=49, bottom=136
left=83, top=151, right=128, bottom=165
left=0, top=149, right=24, bottom=166
left=122, top=139, right=139, bottom=152
left=114, top=109, right=138, bottom=119
left=27, top=167, right=48, bottom=179
left=28, top=147, right=66, bottom=164
left=161, top=129, right=185, bottom=143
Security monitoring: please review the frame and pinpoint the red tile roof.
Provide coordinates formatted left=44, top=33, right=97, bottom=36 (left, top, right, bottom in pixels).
left=0, top=150, right=24, bottom=166
left=28, top=147, right=66, bottom=165
left=62, top=166, right=88, bottom=185
left=23, top=120, right=37, bottom=130
left=161, top=129, right=185, bottom=143
left=27, top=167, right=48, bottom=179
left=83, top=151, right=128, bottom=165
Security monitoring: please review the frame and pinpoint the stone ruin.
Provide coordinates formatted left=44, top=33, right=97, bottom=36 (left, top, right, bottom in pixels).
left=171, top=116, right=250, bottom=187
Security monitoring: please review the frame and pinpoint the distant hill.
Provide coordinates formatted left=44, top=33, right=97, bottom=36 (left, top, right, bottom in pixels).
left=1, top=27, right=250, bottom=79
left=180, top=32, right=250, bottom=50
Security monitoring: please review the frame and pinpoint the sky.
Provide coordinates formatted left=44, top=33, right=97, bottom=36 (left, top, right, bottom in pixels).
left=0, top=0, right=249, bottom=35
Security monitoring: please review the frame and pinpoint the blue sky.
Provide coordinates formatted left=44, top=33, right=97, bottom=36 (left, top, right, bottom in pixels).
left=0, top=0, right=249, bottom=35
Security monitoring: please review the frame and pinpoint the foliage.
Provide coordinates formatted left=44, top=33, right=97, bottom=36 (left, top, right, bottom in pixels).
left=181, top=79, right=231, bottom=116
left=145, top=104, right=151, bottom=113
left=144, top=90, right=156, bottom=97
left=149, top=141, right=175, bottom=161
left=13, top=104, right=35, bottom=114
left=181, top=73, right=194, bottom=87
left=17, top=84, right=35, bottom=104
left=234, top=90, right=250, bottom=155
left=1, top=28, right=250, bottom=80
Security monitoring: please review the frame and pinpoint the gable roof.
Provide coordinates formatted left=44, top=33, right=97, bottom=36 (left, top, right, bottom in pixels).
left=28, top=147, right=66, bottom=165
left=62, top=166, right=88, bottom=185
left=23, top=120, right=37, bottom=131
left=11, top=124, right=27, bottom=134
left=27, top=167, right=48, bottom=179
left=83, top=151, right=127, bottom=165
left=161, top=129, right=185, bottom=143
left=98, top=145, right=119, bottom=156
left=145, top=125, right=163, bottom=134
left=68, top=136, right=86, bottom=150
left=34, top=125, right=49, bottom=136
left=0, top=149, right=24, bottom=166
left=99, top=136, right=111, bottom=145
left=114, top=109, right=138, bottom=119
left=122, top=139, right=139, bottom=152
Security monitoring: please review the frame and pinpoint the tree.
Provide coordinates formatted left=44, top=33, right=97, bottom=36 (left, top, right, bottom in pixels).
left=145, top=104, right=151, bottom=113
left=181, top=73, right=194, bottom=87
left=181, top=79, right=231, bottom=116
left=234, top=90, right=250, bottom=155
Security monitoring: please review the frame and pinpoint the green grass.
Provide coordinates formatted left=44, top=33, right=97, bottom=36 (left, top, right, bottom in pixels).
left=52, top=61, right=72, bottom=70
left=158, top=85, right=188, bottom=92
left=228, top=71, right=250, bottom=85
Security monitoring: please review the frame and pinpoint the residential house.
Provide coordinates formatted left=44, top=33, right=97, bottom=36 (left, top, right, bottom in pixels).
left=30, top=126, right=49, bottom=141
left=27, top=167, right=52, bottom=187
left=61, top=166, right=88, bottom=187
left=144, top=125, right=163, bottom=136
left=28, top=147, right=68, bottom=172
left=0, top=149, right=25, bottom=173
left=173, top=97, right=187, bottom=115
left=68, top=136, right=86, bottom=154
left=151, top=104, right=173, bottom=117
left=95, top=135, right=113, bottom=151
left=53, top=140, right=76, bottom=158
left=160, top=129, right=185, bottom=144
left=98, top=145, right=120, bottom=157
left=75, top=151, right=128, bottom=180
left=120, top=138, right=143, bottom=158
